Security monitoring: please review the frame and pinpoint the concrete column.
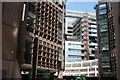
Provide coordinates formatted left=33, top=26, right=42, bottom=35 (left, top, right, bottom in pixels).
left=95, top=65, right=97, bottom=76
left=58, top=70, right=63, bottom=79
left=81, top=62, right=83, bottom=67
left=87, top=66, right=89, bottom=76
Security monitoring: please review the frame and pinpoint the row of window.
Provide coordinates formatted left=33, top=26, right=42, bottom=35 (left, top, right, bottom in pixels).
left=99, top=3, right=109, bottom=51
left=68, top=56, right=82, bottom=59
left=68, top=43, right=81, bottom=47
left=68, top=48, right=81, bottom=53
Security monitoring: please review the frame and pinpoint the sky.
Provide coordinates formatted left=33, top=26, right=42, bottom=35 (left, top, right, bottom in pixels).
left=66, top=2, right=98, bottom=13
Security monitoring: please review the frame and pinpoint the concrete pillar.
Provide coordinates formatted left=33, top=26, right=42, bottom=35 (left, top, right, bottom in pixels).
left=58, top=70, right=63, bottom=79
left=95, top=65, right=97, bottom=76
left=87, top=66, right=89, bottom=76
left=81, top=62, right=83, bottom=67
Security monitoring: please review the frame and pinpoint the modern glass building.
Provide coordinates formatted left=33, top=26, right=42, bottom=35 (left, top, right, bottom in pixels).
left=95, top=1, right=120, bottom=80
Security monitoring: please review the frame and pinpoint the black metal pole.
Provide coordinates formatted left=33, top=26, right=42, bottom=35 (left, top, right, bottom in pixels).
left=32, top=37, right=38, bottom=80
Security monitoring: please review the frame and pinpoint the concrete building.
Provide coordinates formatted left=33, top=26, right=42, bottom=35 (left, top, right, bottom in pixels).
left=2, top=1, right=66, bottom=79
left=95, top=1, right=120, bottom=80
left=65, top=18, right=76, bottom=41
left=65, top=41, right=84, bottom=62
left=65, top=10, right=97, bottom=60
left=64, top=10, right=98, bottom=77
left=65, top=40, right=97, bottom=62
left=64, top=59, right=98, bottom=77
left=66, top=10, right=97, bottom=42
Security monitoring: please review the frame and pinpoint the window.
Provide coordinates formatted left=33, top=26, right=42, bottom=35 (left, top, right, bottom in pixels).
left=101, top=56, right=111, bottom=68
left=102, top=62, right=110, bottom=68
left=68, top=27, right=73, bottom=29
left=100, top=9, right=107, bottom=15
left=68, top=43, right=81, bottom=47
left=101, top=56, right=110, bottom=62
left=101, top=43, right=109, bottom=50
left=28, top=3, right=35, bottom=13
left=58, top=22, right=62, bottom=41
left=58, top=11, right=62, bottom=23
left=102, top=68, right=111, bottom=72
left=68, top=55, right=82, bottom=60
left=100, top=19, right=107, bottom=25
left=101, top=36, right=109, bottom=44
left=99, top=15, right=107, bottom=20
left=67, top=31, right=72, bottom=33
left=68, top=49, right=81, bottom=53
left=99, top=4, right=106, bottom=9
left=58, top=48, right=62, bottom=61
left=100, top=24, right=108, bottom=32
left=89, top=32, right=97, bottom=34
left=100, top=36, right=109, bottom=50
left=89, top=27, right=97, bottom=30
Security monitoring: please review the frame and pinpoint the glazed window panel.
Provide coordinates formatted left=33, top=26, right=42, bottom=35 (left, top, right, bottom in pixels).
left=101, top=43, right=109, bottom=50
left=68, top=56, right=82, bottom=59
left=99, top=4, right=106, bottom=9
left=100, top=36, right=109, bottom=44
left=28, top=3, right=35, bottom=13
left=99, top=19, right=108, bottom=25
left=58, top=22, right=62, bottom=41
left=101, top=56, right=110, bottom=62
left=102, top=62, right=111, bottom=68
left=100, top=9, right=107, bottom=15
left=99, top=15, right=107, bottom=20
left=58, top=11, right=62, bottom=23
left=68, top=49, right=81, bottom=53
left=100, top=24, right=108, bottom=32
left=68, top=43, right=81, bottom=47
left=28, top=11, right=36, bottom=19
left=58, top=48, right=62, bottom=61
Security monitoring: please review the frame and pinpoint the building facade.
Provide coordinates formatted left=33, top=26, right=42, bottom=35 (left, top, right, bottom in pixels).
left=65, top=41, right=84, bottom=62
left=65, top=10, right=97, bottom=61
left=64, top=10, right=98, bottom=77
left=64, top=59, right=98, bottom=77
left=95, top=1, right=120, bottom=80
left=2, top=1, right=66, bottom=79
left=65, top=18, right=76, bottom=41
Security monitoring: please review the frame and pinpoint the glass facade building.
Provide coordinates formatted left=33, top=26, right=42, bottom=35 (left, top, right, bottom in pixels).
left=96, top=2, right=112, bottom=77
left=95, top=1, right=120, bottom=80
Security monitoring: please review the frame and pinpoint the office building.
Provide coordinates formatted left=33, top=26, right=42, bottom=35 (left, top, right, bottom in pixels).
left=2, top=1, right=66, bottom=79
left=65, top=41, right=84, bottom=62
left=65, top=18, right=76, bottom=41
left=64, top=59, right=98, bottom=77
left=65, top=10, right=97, bottom=60
left=64, top=10, right=98, bottom=77
left=95, top=1, right=120, bottom=80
